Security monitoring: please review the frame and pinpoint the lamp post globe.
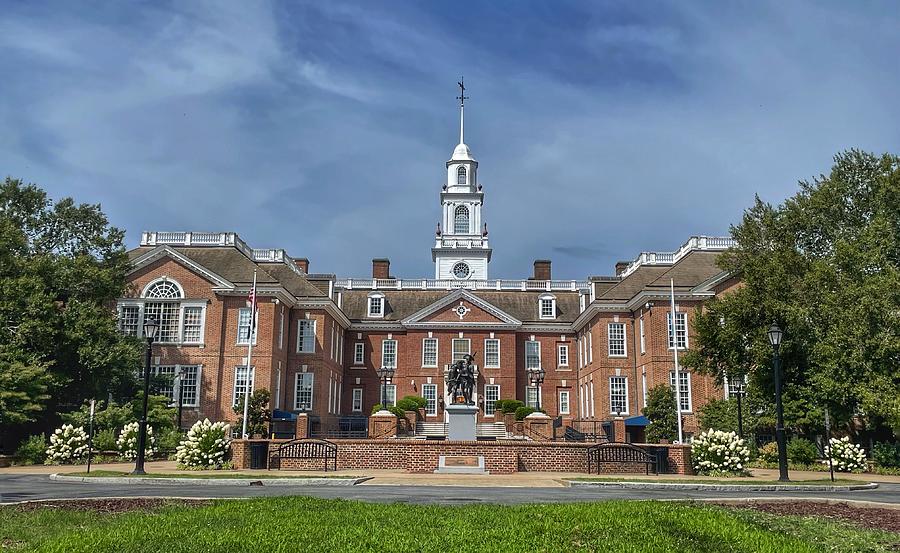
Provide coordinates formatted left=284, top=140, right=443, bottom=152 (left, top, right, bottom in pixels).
left=132, top=318, right=159, bottom=475
left=767, top=322, right=789, bottom=482
left=376, top=366, right=395, bottom=410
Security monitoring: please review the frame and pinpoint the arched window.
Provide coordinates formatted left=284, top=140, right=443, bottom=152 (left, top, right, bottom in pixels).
left=454, top=205, right=470, bottom=234
left=457, top=166, right=467, bottom=185
left=143, top=280, right=183, bottom=299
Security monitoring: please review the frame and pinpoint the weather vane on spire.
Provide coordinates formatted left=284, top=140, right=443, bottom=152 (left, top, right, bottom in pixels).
left=456, top=77, right=468, bottom=106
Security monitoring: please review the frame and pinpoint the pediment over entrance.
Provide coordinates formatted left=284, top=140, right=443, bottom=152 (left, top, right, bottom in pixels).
left=401, top=289, right=521, bottom=329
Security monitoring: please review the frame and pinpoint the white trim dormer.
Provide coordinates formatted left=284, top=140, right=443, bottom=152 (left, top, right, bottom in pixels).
left=538, top=293, right=557, bottom=320
left=367, top=292, right=385, bottom=318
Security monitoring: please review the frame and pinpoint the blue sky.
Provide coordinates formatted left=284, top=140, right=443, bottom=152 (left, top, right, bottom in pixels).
left=2, top=1, right=899, bottom=279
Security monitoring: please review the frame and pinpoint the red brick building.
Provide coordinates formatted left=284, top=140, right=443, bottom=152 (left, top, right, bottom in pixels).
left=118, top=99, right=738, bottom=440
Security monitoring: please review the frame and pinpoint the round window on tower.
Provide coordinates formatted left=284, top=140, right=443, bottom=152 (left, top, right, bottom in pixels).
left=452, top=262, right=471, bottom=279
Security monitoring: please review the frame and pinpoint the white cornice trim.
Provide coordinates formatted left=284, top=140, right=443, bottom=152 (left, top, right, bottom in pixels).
left=401, top=289, right=522, bottom=327
left=520, top=323, right=577, bottom=333
left=692, top=270, right=735, bottom=294
left=348, top=322, right=406, bottom=332
left=295, top=298, right=352, bottom=328
left=572, top=289, right=715, bottom=330
left=128, top=246, right=234, bottom=290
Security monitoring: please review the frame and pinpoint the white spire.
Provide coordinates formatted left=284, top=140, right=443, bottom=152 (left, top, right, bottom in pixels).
left=451, top=77, right=474, bottom=161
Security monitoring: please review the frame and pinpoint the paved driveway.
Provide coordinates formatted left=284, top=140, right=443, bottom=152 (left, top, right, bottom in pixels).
left=2, top=474, right=900, bottom=505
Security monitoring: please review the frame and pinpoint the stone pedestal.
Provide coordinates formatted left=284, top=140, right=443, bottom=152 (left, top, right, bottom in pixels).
left=612, top=417, right=626, bottom=443
left=295, top=413, right=309, bottom=439
left=369, top=411, right=398, bottom=439
left=524, top=411, right=552, bottom=440
left=446, top=403, right=478, bottom=441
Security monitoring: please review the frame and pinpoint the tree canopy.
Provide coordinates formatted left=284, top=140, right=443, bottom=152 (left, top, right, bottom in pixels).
left=0, top=177, right=141, bottom=436
left=683, top=151, right=900, bottom=435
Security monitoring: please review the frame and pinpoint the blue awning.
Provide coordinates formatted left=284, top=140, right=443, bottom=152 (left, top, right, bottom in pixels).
left=625, top=415, right=650, bottom=427
left=271, top=409, right=297, bottom=421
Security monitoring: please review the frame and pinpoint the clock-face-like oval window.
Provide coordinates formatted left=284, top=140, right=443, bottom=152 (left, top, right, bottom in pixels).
left=452, top=262, right=470, bottom=279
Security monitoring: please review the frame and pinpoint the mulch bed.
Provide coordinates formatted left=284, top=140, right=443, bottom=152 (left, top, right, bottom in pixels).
left=8, top=498, right=211, bottom=514
left=722, top=501, right=900, bottom=534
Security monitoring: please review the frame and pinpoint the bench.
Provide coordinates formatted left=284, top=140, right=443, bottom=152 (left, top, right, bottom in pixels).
left=586, top=443, right=657, bottom=475
left=269, top=438, right=337, bottom=471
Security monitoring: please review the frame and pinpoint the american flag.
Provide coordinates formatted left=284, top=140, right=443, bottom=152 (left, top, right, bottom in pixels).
left=248, top=284, right=256, bottom=308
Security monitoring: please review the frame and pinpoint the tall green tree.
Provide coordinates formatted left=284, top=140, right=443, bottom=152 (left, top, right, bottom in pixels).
left=683, top=151, right=900, bottom=435
left=0, top=177, right=141, bottom=435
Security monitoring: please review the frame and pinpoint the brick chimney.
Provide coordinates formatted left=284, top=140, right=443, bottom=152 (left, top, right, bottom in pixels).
left=294, top=258, right=309, bottom=274
left=372, top=258, right=390, bottom=279
left=615, top=261, right=630, bottom=276
left=533, top=259, right=552, bottom=280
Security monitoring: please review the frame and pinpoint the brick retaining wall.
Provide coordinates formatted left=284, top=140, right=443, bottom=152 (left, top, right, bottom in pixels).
left=233, top=440, right=693, bottom=475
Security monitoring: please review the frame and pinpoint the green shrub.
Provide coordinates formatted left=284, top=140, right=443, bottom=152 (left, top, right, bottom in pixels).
left=174, top=419, right=232, bottom=470
left=691, top=429, right=750, bottom=476
left=14, top=435, right=46, bottom=465
left=644, top=384, right=678, bottom=443
left=498, top=400, right=524, bottom=414
left=402, top=396, right=428, bottom=410
left=872, top=442, right=900, bottom=468
left=396, top=397, right=422, bottom=412
left=158, top=429, right=184, bottom=455
left=232, top=389, right=271, bottom=437
left=515, top=406, right=538, bottom=421
left=758, top=442, right=779, bottom=463
left=93, top=428, right=118, bottom=452
left=787, top=438, right=818, bottom=465
left=370, top=404, right=407, bottom=418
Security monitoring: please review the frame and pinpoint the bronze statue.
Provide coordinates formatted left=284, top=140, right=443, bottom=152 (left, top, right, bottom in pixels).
left=447, top=353, right=476, bottom=405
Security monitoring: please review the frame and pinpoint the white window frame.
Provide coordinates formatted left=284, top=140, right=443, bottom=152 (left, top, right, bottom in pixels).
left=422, top=383, right=438, bottom=416
left=525, top=340, right=541, bottom=369
left=382, top=339, right=397, bottom=369
left=484, top=384, right=500, bottom=416
left=526, top=386, right=539, bottom=409
left=609, top=376, right=629, bottom=415
left=457, top=165, right=467, bottom=185
left=726, top=374, right=748, bottom=400
left=668, top=312, right=688, bottom=350
left=451, top=338, right=471, bottom=363
left=367, top=293, right=385, bottom=318
left=607, top=323, right=626, bottom=357
left=294, top=372, right=314, bottom=411
left=587, top=331, right=593, bottom=363
left=557, top=344, right=569, bottom=368
left=670, top=371, right=693, bottom=412
left=380, top=383, right=397, bottom=407
left=454, top=204, right=470, bottom=234
left=639, top=316, right=646, bottom=354
left=232, top=365, right=255, bottom=407
left=278, top=308, right=285, bottom=350
left=538, top=294, right=556, bottom=319
left=422, top=338, right=438, bottom=368
left=484, top=339, right=500, bottom=368
left=354, top=342, right=365, bottom=365
left=237, top=307, right=257, bottom=346
left=351, top=388, right=363, bottom=412
left=558, top=390, right=570, bottom=415
left=297, top=319, right=316, bottom=353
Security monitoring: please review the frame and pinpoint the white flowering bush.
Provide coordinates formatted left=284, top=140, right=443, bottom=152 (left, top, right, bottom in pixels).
left=691, top=429, right=751, bottom=476
left=117, top=422, right=157, bottom=460
left=44, top=424, right=89, bottom=465
left=824, top=436, right=867, bottom=472
left=174, top=419, right=232, bottom=469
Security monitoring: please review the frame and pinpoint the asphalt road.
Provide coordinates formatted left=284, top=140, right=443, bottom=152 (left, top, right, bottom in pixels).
left=2, top=475, right=900, bottom=505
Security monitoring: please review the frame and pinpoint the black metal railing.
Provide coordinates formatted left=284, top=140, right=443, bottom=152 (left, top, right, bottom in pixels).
left=568, top=420, right=611, bottom=443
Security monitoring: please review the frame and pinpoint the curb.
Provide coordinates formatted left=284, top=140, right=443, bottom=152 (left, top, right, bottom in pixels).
left=564, top=480, right=879, bottom=492
left=49, top=474, right=371, bottom=487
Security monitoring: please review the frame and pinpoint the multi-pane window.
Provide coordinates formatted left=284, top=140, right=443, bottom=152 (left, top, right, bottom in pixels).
left=380, top=384, right=397, bottom=407
left=557, top=344, right=569, bottom=367
left=669, top=371, right=692, bottom=412
left=232, top=366, right=254, bottom=406
left=119, top=306, right=140, bottom=336
left=145, top=281, right=180, bottom=299
left=457, top=166, right=467, bottom=185
left=382, top=340, right=397, bottom=368
left=727, top=375, right=747, bottom=399
left=182, top=307, right=203, bottom=343
left=452, top=338, right=470, bottom=363
left=559, top=390, right=570, bottom=415
left=422, top=338, right=438, bottom=367
left=145, top=301, right=180, bottom=343
left=368, top=295, right=384, bottom=317
left=525, top=341, right=541, bottom=369
left=237, top=308, right=257, bottom=345
left=278, top=309, right=285, bottom=350
left=667, top=312, right=688, bottom=349
left=484, top=384, right=500, bottom=416
left=151, top=366, right=176, bottom=402
left=351, top=388, right=363, bottom=412
left=608, top=323, right=626, bottom=357
left=539, top=297, right=555, bottom=319
left=610, top=376, right=628, bottom=414
left=178, top=366, right=200, bottom=407
left=639, top=317, right=646, bottom=354
left=154, top=365, right=201, bottom=407
left=354, top=342, right=365, bottom=365
left=587, top=331, right=593, bottom=363
left=484, top=339, right=500, bottom=368
left=422, top=384, right=438, bottom=416
left=526, top=386, right=539, bottom=408
left=297, top=320, right=316, bottom=353
left=295, top=372, right=314, bottom=410
left=454, top=205, right=470, bottom=234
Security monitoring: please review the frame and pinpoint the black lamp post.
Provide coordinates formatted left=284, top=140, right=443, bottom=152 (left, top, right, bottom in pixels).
left=731, top=375, right=746, bottom=439
left=376, top=366, right=395, bottom=410
left=528, top=367, right=546, bottom=411
left=767, top=322, right=789, bottom=482
left=132, top=318, right=159, bottom=475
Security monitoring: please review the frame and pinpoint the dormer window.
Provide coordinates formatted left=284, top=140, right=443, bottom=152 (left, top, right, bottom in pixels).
left=367, top=292, right=385, bottom=318
left=539, top=294, right=557, bottom=319
left=457, top=166, right=467, bottom=185
left=454, top=205, right=470, bottom=234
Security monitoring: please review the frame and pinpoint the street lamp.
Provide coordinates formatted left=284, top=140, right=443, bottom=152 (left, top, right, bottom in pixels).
left=132, top=318, right=159, bottom=475
left=376, top=366, right=395, bottom=410
left=767, top=322, right=789, bottom=482
left=730, top=375, right=746, bottom=439
left=528, top=367, right=546, bottom=411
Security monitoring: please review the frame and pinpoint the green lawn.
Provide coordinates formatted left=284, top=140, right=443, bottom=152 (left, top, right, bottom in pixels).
left=1, top=497, right=897, bottom=552
left=569, top=477, right=863, bottom=486
left=66, top=470, right=360, bottom=479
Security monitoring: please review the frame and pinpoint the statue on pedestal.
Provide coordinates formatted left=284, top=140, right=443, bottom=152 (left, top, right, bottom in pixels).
left=447, top=353, right=476, bottom=405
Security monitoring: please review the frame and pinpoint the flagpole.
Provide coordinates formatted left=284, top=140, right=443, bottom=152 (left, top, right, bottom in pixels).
left=241, top=269, right=258, bottom=439
left=670, top=278, right=684, bottom=444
